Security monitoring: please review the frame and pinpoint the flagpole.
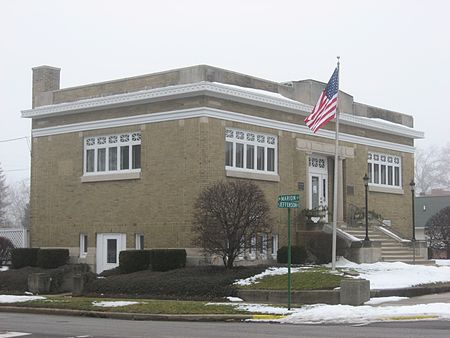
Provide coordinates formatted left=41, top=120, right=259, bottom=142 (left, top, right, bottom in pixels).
left=331, top=56, right=340, bottom=271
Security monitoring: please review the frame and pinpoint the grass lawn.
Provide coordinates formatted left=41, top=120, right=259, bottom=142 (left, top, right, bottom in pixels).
left=3, top=296, right=247, bottom=315
left=240, top=268, right=346, bottom=290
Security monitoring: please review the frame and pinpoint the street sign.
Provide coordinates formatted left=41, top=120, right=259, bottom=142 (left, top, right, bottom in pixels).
left=277, top=194, right=300, bottom=208
left=278, top=194, right=300, bottom=202
left=276, top=193, right=301, bottom=310
left=277, top=201, right=299, bottom=208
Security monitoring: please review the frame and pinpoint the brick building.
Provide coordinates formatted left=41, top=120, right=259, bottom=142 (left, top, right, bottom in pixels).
left=22, top=65, right=424, bottom=272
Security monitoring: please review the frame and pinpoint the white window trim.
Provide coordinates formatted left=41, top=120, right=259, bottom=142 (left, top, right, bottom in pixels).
left=271, top=234, right=278, bottom=259
left=367, top=152, right=402, bottom=189
left=83, top=132, right=141, bottom=177
left=225, top=128, right=278, bottom=175
left=79, top=233, right=88, bottom=258
left=135, top=233, right=144, bottom=250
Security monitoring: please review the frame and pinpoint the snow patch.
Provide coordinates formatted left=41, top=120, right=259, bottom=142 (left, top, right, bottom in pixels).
left=226, top=297, right=243, bottom=302
left=365, top=296, right=409, bottom=305
left=0, top=295, right=45, bottom=303
left=0, top=266, right=9, bottom=272
left=92, top=301, right=141, bottom=308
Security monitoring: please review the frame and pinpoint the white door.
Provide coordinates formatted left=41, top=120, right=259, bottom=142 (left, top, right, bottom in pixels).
left=308, top=155, right=328, bottom=220
left=96, top=233, right=126, bottom=273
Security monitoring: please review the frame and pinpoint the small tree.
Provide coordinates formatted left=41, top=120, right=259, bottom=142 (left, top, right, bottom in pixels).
left=0, top=237, right=14, bottom=265
left=425, top=206, right=450, bottom=256
left=192, top=180, right=272, bottom=269
left=0, top=164, right=9, bottom=226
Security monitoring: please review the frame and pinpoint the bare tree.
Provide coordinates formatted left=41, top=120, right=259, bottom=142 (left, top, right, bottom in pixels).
left=0, top=164, right=9, bottom=226
left=192, top=180, right=273, bottom=269
left=415, top=146, right=440, bottom=195
left=425, top=206, right=450, bottom=256
left=5, top=179, right=30, bottom=228
left=436, top=143, right=450, bottom=189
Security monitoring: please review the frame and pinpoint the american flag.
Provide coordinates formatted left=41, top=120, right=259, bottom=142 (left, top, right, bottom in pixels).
left=304, top=68, right=339, bottom=133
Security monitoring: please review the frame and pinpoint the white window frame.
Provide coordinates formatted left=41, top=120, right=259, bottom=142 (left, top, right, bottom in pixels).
left=225, top=128, right=278, bottom=175
left=135, top=233, right=144, bottom=250
left=271, top=234, right=278, bottom=259
left=83, top=132, right=141, bottom=176
left=79, top=233, right=88, bottom=258
left=367, top=152, right=402, bottom=188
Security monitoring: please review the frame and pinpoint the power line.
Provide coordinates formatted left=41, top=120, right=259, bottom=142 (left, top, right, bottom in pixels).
left=4, top=168, right=29, bottom=172
left=0, top=136, right=28, bottom=143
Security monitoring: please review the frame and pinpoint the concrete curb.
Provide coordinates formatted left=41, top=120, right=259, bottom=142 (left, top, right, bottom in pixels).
left=0, top=306, right=252, bottom=322
left=371, top=284, right=450, bottom=298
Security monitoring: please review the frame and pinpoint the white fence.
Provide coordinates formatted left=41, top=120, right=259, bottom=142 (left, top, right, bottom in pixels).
left=0, top=228, right=29, bottom=248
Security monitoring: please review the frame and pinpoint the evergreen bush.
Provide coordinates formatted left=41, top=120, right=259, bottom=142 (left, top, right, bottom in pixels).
left=36, top=249, right=69, bottom=269
left=277, top=245, right=308, bottom=264
left=119, top=250, right=151, bottom=274
left=11, top=248, right=40, bottom=268
left=150, top=249, right=186, bottom=272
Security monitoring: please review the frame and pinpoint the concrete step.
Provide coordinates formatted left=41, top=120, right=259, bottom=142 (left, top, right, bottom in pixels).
left=340, top=225, right=429, bottom=264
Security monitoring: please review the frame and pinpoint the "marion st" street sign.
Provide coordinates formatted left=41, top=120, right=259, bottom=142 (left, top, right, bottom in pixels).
left=277, top=194, right=300, bottom=208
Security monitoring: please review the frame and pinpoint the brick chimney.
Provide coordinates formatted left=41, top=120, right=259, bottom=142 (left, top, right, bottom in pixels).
left=32, top=65, right=60, bottom=108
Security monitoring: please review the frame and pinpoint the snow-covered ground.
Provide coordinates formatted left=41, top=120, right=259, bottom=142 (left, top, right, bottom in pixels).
left=229, top=258, right=450, bottom=324
left=331, top=258, right=450, bottom=289
left=235, top=257, right=450, bottom=290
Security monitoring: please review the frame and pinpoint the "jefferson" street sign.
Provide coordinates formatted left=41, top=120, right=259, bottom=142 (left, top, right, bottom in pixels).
left=277, top=194, right=300, bottom=208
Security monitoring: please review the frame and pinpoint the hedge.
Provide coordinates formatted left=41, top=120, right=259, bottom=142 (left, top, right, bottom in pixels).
left=11, top=248, right=40, bottom=268
left=36, top=249, right=69, bottom=269
left=119, top=250, right=151, bottom=274
left=150, top=249, right=186, bottom=272
left=117, top=249, right=187, bottom=274
left=277, top=245, right=308, bottom=264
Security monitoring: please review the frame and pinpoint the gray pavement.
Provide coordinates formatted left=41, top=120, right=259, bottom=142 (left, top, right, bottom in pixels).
left=376, top=292, right=450, bottom=306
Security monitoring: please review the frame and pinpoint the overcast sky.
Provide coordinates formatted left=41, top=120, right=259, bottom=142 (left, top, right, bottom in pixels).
left=1, top=0, right=449, bottom=184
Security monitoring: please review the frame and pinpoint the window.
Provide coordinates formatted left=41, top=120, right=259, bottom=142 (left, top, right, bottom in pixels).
left=84, top=132, right=141, bottom=175
left=271, top=234, right=278, bottom=259
left=367, top=152, right=401, bottom=187
left=79, top=234, right=88, bottom=257
left=225, top=129, right=277, bottom=174
left=135, top=234, right=144, bottom=250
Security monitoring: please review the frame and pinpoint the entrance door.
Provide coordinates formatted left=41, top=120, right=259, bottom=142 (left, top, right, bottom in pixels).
left=308, top=155, right=328, bottom=220
left=96, top=233, right=126, bottom=273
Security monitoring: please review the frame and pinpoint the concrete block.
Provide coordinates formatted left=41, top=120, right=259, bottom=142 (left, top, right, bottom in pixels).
left=28, top=273, right=51, bottom=294
left=340, top=279, right=370, bottom=306
left=72, top=274, right=85, bottom=296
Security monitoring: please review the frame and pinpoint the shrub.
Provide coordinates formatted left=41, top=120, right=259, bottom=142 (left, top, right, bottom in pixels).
left=277, top=245, right=308, bottom=264
left=150, top=249, right=186, bottom=272
left=11, top=248, right=39, bottom=268
left=36, top=249, right=69, bottom=269
left=85, top=265, right=267, bottom=300
left=119, top=250, right=151, bottom=274
left=0, top=237, right=15, bottom=265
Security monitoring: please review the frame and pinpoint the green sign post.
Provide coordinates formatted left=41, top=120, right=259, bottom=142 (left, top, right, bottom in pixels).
left=277, top=194, right=299, bottom=310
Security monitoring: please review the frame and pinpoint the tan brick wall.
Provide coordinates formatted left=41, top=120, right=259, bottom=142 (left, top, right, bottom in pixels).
left=30, top=114, right=414, bottom=252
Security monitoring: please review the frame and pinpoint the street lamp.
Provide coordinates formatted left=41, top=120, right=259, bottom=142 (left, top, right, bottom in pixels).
left=410, top=180, right=416, bottom=264
left=363, top=174, right=370, bottom=242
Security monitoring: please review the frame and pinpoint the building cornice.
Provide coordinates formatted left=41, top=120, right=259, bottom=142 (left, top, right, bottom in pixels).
left=22, top=81, right=424, bottom=140
left=30, top=107, right=417, bottom=153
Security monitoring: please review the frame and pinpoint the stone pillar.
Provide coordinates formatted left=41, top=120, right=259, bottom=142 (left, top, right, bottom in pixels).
left=340, top=279, right=370, bottom=305
left=28, top=273, right=51, bottom=294
left=32, top=65, right=60, bottom=108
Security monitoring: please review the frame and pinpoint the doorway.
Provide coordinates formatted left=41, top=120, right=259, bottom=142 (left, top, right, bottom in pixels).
left=96, top=233, right=126, bottom=273
left=308, top=155, right=328, bottom=220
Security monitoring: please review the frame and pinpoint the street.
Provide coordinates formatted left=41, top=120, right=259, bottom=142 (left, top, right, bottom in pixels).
left=1, top=313, right=450, bottom=338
